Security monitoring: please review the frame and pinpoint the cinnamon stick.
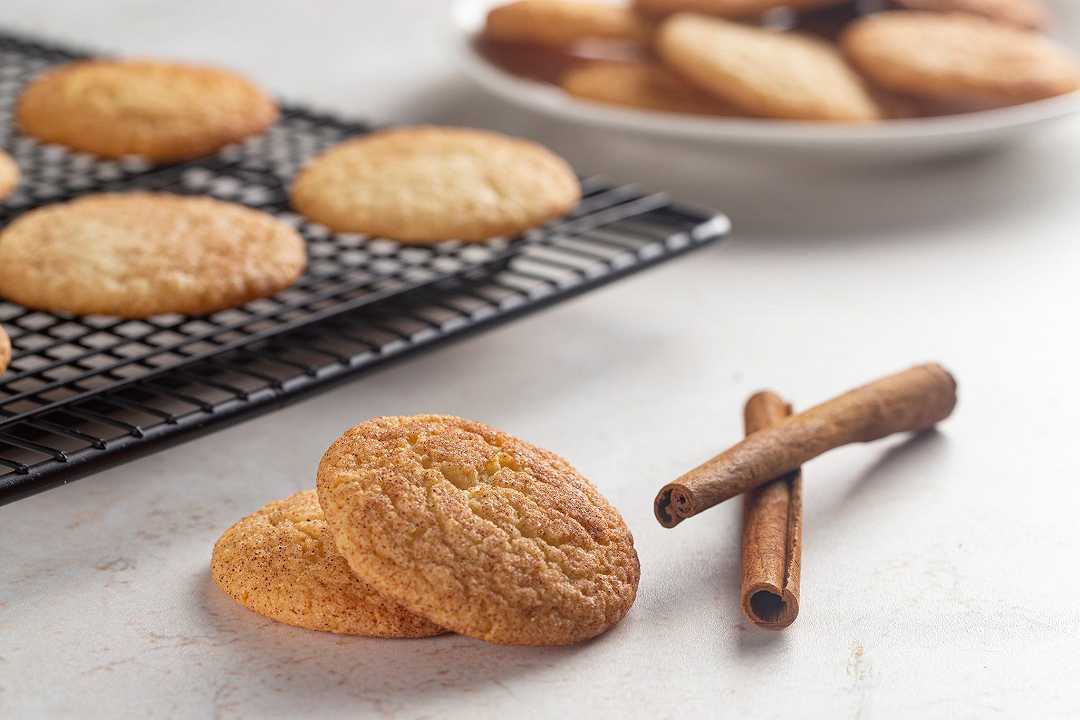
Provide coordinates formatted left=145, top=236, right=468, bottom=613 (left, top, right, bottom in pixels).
left=740, top=391, right=801, bottom=629
left=655, top=363, right=957, bottom=528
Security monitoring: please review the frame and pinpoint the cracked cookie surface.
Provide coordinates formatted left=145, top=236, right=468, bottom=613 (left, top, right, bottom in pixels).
left=316, top=415, right=640, bottom=645
left=290, top=126, right=581, bottom=243
left=211, top=490, right=445, bottom=637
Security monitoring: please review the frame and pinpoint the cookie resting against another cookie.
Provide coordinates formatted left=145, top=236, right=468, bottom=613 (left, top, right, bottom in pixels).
left=211, top=491, right=445, bottom=637
left=485, top=0, right=653, bottom=48
left=0, top=193, right=306, bottom=318
left=0, top=150, right=19, bottom=201
left=316, top=415, right=640, bottom=646
left=0, top=325, right=10, bottom=376
left=17, top=59, right=278, bottom=163
left=562, top=61, right=740, bottom=115
left=633, top=0, right=848, bottom=19
left=892, top=0, right=1048, bottom=31
left=656, top=14, right=880, bottom=122
left=841, top=12, right=1080, bottom=106
left=290, top=126, right=581, bottom=243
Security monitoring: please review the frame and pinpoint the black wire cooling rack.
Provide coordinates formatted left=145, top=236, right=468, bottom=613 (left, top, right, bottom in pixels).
left=0, top=29, right=729, bottom=504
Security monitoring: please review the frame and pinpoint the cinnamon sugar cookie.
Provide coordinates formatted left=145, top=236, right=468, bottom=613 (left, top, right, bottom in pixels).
left=17, top=59, right=278, bottom=162
left=562, top=61, right=739, bottom=115
left=0, top=325, right=10, bottom=376
left=211, top=491, right=445, bottom=637
left=892, top=0, right=1048, bottom=31
left=0, top=193, right=306, bottom=318
left=291, top=126, right=581, bottom=243
left=485, top=0, right=652, bottom=47
left=633, top=0, right=847, bottom=18
left=657, top=14, right=880, bottom=122
left=841, top=12, right=1080, bottom=106
left=0, top=150, right=19, bottom=201
left=316, top=415, right=640, bottom=646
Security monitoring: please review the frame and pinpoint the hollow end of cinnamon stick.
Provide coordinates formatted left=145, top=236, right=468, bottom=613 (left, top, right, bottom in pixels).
left=742, top=583, right=800, bottom=630
left=654, top=482, right=693, bottom=528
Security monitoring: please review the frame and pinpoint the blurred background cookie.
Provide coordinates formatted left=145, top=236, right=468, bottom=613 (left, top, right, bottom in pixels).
left=211, top=491, right=446, bottom=637
left=0, top=193, right=306, bottom=318
left=484, top=0, right=653, bottom=47
left=562, top=61, right=741, bottom=115
left=657, top=14, right=880, bottom=122
left=17, top=59, right=278, bottom=162
left=633, top=0, right=850, bottom=19
left=291, top=126, right=581, bottom=243
left=0, top=149, right=18, bottom=201
left=0, top=324, right=9, bottom=376
left=891, top=0, right=1049, bottom=30
left=842, top=11, right=1080, bottom=106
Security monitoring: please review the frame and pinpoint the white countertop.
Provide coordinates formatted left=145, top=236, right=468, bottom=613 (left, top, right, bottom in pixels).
left=2, top=3, right=1079, bottom=718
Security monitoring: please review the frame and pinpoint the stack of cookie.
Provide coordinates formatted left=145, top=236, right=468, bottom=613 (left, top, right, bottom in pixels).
left=0, top=56, right=581, bottom=377
left=481, top=0, right=1080, bottom=122
left=211, top=415, right=641, bottom=645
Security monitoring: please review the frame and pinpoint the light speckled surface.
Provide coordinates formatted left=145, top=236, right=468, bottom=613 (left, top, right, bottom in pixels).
left=1, top=2, right=1079, bottom=718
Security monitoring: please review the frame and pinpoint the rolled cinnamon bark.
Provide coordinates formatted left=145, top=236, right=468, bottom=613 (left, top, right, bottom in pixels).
left=740, top=391, right=801, bottom=629
left=655, top=363, right=957, bottom=528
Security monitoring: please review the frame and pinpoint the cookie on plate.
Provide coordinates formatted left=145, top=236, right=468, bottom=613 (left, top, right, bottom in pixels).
left=841, top=12, right=1080, bottom=106
left=291, top=126, right=581, bottom=243
left=211, top=490, right=445, bottom=637
left=316, top=415, right=641, bottom=646
left=633, top=0, right=848, bottom=18
left=892, top=0, right=1048, bottom=31
left=656, top=14, right=880, bottom=122
left=0, top=193, right=306, bottom=318
left=17, top=59, right=278, bottom=162
left=562, top=61, right=740, bottom=115
left=0, top=150, right=19, bottom=201
left=0, top=325, right=10, bottom=376
left=485, top=0, right=653, bottom=47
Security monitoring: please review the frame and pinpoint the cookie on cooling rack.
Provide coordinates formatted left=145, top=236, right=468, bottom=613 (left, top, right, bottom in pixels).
left=484, top=0, right=653, bottom=47
left=562, top=61, right=740, bottom=115
left=656, top=14, right=880, bottom=122
left=0, top=149, right=19, bottom=201
left=891, top=0, right=1048, bottom=31
left=17, top=59, right=278, bottom=163
left=633, top=0, right=848, bottom=18
left=841, top=12, right=1080, bottom=106
left=0, top=193, right=306, bottom=318
left=290, top=126, right=581, bottom=243
left=211, top=490, right=445, bottom=637
left=0, top=324, right=10, bottom=376
left=316, top=415, right=640, bottom=646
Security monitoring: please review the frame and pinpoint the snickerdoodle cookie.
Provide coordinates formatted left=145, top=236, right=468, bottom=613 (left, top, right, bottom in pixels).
left=211, top=491, right=445, bottom=637
left=562, top=61, right=739, bottom=115
left=0, top=150, right=19, bottom=201
left=841, top=12, right=1080, bottom=105
left=291, top=126, right=581, bottom=243
left=0, top=325, right=10, bottom=376
left=633, top=0, right=847, bottom=18
left=17, top=59, right=278, bottom=162
left=0, top=193, right=306, bottom=318
left=316, top=415, right=640, bottom=646
left=892, top=0, right=1048, bottom=30
left=657, top=14, right=880, bottom=122
left=485, top=0, right=653, bottom=47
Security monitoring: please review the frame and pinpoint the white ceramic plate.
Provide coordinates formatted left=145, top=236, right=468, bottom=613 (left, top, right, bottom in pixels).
left=454, top=0, right=1080, bottom=160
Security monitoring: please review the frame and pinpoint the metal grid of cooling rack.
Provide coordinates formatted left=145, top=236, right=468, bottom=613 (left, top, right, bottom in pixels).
left=0, top=29, right=729, bottom=504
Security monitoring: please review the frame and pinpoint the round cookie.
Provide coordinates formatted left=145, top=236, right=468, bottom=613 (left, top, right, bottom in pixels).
left=841, top=12, right=1080, bottom=106
left=17, top=59, right=278, bottom=162
left=562, top=61, right=740, bottom=115
left=316, top=415, right=641, bottom=646
left=892, top=0, right=1048, bottom=31
left=0, top=325, right=10, bottom=376
left=656, top=14, right=880, bottom=122
left=485, top=0, right=653, bottom=47
left=0, top=193, right=306, bottom=318
left=211, top=491, right=445, bottom=637
left=291, top=126, right=581, bottom=243
left=0, top=150, right=19, bottom=201
left=633, top=0, right=848, bottom=18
